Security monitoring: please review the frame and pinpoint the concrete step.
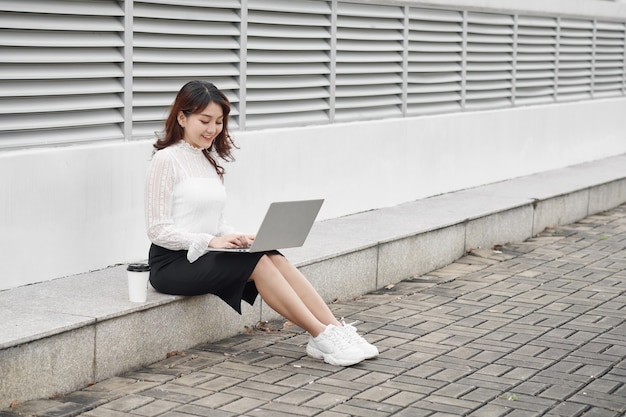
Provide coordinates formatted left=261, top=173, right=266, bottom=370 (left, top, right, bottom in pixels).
left=1, top=153, right=625, bottom=408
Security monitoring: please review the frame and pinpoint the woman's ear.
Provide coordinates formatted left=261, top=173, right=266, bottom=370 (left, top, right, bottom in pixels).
left=177, top=111, right=186, bottom=128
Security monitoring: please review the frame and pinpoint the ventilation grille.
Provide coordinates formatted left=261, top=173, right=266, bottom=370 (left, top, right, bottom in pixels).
left=335, top=1, right=404, bottom=121
left=245, top=0, right=331, bottom=129
left=516, top=15, right=557, bottom=106
left=594, top=20, right=626, bottom=98
left=465, top=12, right=514, bottom=110
left=558, top=18, right=594, bottom=101
left=0, top=1, right=625, bottom=149
left=407, top=8, right=463, bottom=115
left=0, top=0, right=124, bottom=148
left=132, top=0, right=241, bottom=137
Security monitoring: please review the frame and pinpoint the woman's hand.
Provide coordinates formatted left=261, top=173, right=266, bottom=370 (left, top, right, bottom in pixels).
left=209, top=234, right=255, bottom=249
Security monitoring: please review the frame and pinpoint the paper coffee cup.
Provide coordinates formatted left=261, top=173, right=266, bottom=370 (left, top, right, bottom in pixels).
left=126, top=263, right=150, bottom=302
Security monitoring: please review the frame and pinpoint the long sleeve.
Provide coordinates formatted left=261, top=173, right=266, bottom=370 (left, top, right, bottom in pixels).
left=145, top=149, right=216, bottom=262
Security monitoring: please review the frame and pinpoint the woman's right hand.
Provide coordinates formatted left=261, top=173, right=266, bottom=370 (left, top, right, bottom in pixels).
left=209, top=234, right=255, bottom=249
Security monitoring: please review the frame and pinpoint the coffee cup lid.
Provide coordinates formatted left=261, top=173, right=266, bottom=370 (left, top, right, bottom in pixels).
left=127, top=263, right=150, bottom=272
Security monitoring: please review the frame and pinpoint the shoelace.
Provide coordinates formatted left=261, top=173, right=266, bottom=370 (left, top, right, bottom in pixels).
left=341, top=319, right=359, bottom=328
left=340, top=321, right=362, bottom=342
left=327, top=325, right=354, bottom=349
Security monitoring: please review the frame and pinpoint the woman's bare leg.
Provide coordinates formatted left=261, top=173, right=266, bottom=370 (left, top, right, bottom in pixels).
left=252, top=255, right=374, bottom=366
left=266, top=254, right=342, bottom=327
left=250, top=255, right=327, bottom=337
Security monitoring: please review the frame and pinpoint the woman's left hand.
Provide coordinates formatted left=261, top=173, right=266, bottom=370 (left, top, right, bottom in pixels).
left=210, top=234, right=255, bottom=249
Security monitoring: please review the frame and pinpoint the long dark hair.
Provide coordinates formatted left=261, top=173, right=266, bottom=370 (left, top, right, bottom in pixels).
left=154, top=80, right=236, bottom=179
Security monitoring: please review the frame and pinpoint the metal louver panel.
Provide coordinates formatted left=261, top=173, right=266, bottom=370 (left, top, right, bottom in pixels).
left=557, top=18, right=594, bottom=101
left=0, top=0, right=124, bottom=149
left=515, top=15, right=557, bottom=105
left=1, top=1, right=625, bottom=149
left=465, top=12, right=514, bottom=110
left=245, top=0, right=331, bottom=129
left=407, top=8, right=463, bottom=115
left=336, top=1, right=404, bottom=121
left=594, top=20, right=625, bottom=98
left=132, top=0, right=241, bottom=137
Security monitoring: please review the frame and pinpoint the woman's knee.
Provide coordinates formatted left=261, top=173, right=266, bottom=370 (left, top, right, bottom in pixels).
left=267, top=253, right=288, bottom=266
left=250, top=255, right=278, bottom=280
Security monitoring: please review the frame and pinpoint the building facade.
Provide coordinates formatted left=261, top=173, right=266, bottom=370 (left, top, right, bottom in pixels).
left=1, top=0, right=626, bottom=290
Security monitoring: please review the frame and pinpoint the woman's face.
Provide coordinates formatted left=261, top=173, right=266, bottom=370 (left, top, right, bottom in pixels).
left=178, top=101, right=224, bottom=149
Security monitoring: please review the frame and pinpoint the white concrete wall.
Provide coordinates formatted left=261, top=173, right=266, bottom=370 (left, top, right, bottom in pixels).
left=2, top=97, right=626, bottom=291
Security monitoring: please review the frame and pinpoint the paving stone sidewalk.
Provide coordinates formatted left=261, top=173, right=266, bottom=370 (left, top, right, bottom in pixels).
left=4, top=205, right=626, bottom=417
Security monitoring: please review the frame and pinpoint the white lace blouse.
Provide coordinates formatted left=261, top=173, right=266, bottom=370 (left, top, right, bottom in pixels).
left=145, top=141, right=235, bottom=263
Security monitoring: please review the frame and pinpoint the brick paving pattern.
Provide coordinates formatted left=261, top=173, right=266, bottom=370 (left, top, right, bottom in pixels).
left=3, top=205, right=625, bottom=417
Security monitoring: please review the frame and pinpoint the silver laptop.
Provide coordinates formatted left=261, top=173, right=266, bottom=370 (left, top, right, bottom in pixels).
left=210, top=199, right=324, bottom=253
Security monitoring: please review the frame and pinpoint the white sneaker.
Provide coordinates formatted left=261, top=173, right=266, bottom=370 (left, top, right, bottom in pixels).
left=340, top=321, right=379, bottom=359
left=306, top=325, right=368, bottom=366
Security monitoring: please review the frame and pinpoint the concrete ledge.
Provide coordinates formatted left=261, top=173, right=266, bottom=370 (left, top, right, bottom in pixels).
left=1, top=153, right=625, bottom=407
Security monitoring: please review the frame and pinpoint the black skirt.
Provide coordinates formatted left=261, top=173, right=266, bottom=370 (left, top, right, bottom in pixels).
left=148, top=244, right=280, bottom=314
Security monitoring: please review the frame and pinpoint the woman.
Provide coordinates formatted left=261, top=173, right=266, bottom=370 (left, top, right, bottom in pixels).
left=145, top=80, right=378, bottom=367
